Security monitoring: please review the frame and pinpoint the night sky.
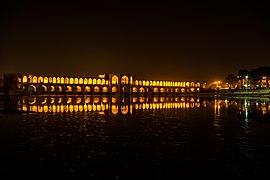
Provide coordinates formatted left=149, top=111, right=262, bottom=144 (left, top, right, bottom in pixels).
left=1, top=1, right=269, bottom=81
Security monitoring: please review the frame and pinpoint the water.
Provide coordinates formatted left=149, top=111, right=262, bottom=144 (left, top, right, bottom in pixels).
left=1, top=95, right=270, bottom=178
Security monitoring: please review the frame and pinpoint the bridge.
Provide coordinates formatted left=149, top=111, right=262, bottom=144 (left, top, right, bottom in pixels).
left=4, top=73, right=203, bottom=96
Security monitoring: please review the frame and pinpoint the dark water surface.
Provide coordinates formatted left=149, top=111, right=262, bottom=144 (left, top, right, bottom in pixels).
left=1, top=95, right=270, bottom=178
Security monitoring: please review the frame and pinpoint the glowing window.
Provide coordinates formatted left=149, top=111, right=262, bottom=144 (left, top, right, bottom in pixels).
left=135, top=80, right=139, bottom=86
left=53, top=77, right=56, bottom=83
left=112, top=86, right=117, bottom=93
left=121, top=75, right=129, bottom=84
left=101, top=79, right=105, bottom=85
left=49, top=77, right=52, bottom=83
left=181, top=88, right=185, bottom=93
left=88, top=78, right=92, bottom=84
left=74, top=78, right=78, bottom=84
left=33, top=76, right=37, bottom=83
left=85, top=86, right=91, bottom=92
left=139, top=87, right=145, bottom=93
left=60, top=77, right=64, bottom=84
left=112, top=75, right=118, bottom=84
left=84, top=78, right=88, bottom=84
left=154, top=87, right=159, bottom=93
left=97, top=79, right=101, bottom=85
left=76, top=86, right=82, bottom=92
left=70, top=77, right=74, bottom=84
left=94, top=86, right=100, bottom=92
left=102, top=86, right=108, bottom=92
left=79, top=78, right=83, bottom=84
left=160, top=88, right=165, bottom=93
left=23, top=76, right=27, bottom=83
left=133, top=87, right=138, bottom=93
left=143, top=80, right=146, bottom=86
left=38, top=76, right=43, bottom=83
left=65, top=77, right=69, bottom=84
left=93, top=79, right=96, bottom=85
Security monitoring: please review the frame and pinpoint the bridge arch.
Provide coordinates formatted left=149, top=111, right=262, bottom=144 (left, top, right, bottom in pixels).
left=76, top=86, right=82, bottom=92
left=112, top=86, right=117, bottom=93
left=112, top=75, right=118, bottom=84
left=133, top=87, right=138, bottom=93
left=139, top=87, right=145, bottom=93
left=121, top=75, right=129, bottom=84
left=94, top=86, right=100, bottom=93
left=85, top=86, right=91, bottom=93
left=160, top=87, right=165, bottom=93
left=28, top=85, right=37, bottom=93
left=102, top=86, right=109, bottom=93
left=153, top=87, right=159, bottom=93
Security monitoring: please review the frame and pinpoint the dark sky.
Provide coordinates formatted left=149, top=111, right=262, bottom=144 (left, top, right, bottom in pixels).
left=1, top=1, right=269, bottom=81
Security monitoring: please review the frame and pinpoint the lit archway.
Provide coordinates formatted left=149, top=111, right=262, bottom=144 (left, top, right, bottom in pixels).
left=121, top=75, right=129, bottom=84
left=94, top=86, right=100, bottom=93
left=112, top=75, right=118, bottom=84
left=102, top=86, right=108, bottom=93
left=112, top=86, right=117, bottom=93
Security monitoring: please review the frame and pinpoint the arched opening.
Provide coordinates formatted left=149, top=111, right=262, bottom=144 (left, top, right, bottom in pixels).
left=175, top=88, right=179, bottom=93
left=58, top=86, right=62, bottom=92
left=94, top=86, right=100, bottom=93
left=85, top=86, right=91, bottom=93
left=133, top=87, right=138, bottom=93
left=153, top=87, right=159, bottom=93
left=65, top=77, right=69, bottom=84
left=79, top=78, right=83, bottom=84
left=74, top=78, right=78, bottom=84
left=93, top=79, right=96, bottom=85
left=102, top=86, right=109, bottom=93
left=38, top=76, right=43, bottom=83
left=28, top=85, right=36, bottom=93
left=33, top=76, right=37, bottom=83
left=66, top=86, right=73, bottom=92
left=112, top=75, right=118, bottom=84
left=160, top=88, right=165, bottom=93
left=23, top=76, right=28, bottom=83
left=70, top=77, right=74, bottom=84
left=76, top=86, right=82, bottom=92
left=50, top=86, right=55, bottom=92
left=84, top=78, right=88, bottom=85
left=44, top=77, right=48, bottom=83
left=101, top=79, right=105, bottom=85
left=53, top=77, right=56, bottom=83
left=112, top=86, right=117, bottom=93
left=88, top=78, right=92, bottom=84
left=181, top=88, right=185, bottom=93
left=61, top=77, right=65, bottom=84
left=139, top=87, right=145, bottom=93
left=111, top=105, right=118, bottom=115
left=97, top=79, right=101, bottom=85
left=121, top=105, right=129, bottom=115
left=121, top=75, right=128, bottom=84
left=135, top=80, right=139, bottom=86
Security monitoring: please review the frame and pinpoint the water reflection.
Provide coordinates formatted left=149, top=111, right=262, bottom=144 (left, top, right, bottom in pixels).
left=3, top=95, right=203, bottom=115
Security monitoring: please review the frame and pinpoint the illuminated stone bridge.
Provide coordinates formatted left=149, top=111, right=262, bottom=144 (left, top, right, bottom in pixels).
left=4, top=73, right=203, bottom=95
